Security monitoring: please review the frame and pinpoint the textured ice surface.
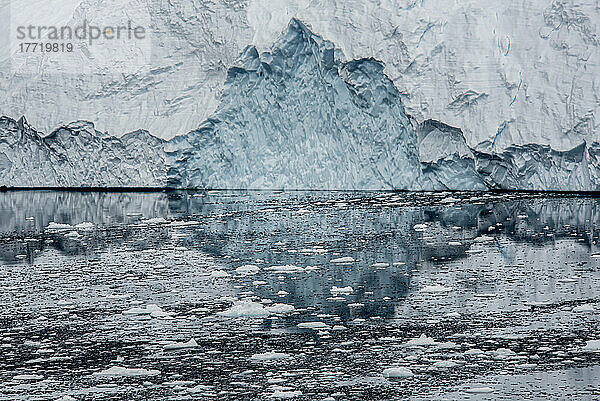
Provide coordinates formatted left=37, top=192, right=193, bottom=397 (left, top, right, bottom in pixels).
left=0, top=117, right=166, bottom=187
left=166, top=19, right=422, bottom=190
left=3, top=0, right=600, bottom=154
left=2, top=16, right=600, bottom=190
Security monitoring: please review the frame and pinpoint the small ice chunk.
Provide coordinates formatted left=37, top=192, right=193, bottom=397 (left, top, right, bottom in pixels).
left=330, top=286, right=353, bottom=295
left=93, top=366, right=160, bottom=377
left=445, top=312, right=460, bottom=318
left=582, top=340, right=600, bottom=352
left=123, top=304, right=166, bottom=317
left=250, top=351, right=290, bottom=362
left=371, top=262, right=389, bottom=268
left=330, top=257, right=355, bottom=263
left=218, top=301, right=270, bottom=318
left=75, top=222, right=94, bottom=230
left=164, top=338, right=198, bottom=350
left=413, top=224, right=427, bottom=231
left=433, top=360, right=459, bottom=368
left=404, top=334, right=438, bottom=347
left=420, top=285, right=451, bottom=293
left=14, top=374, right=43, bottom=380
left=382, top=367, right=414, bottom=378
left=474, top=235, right=493, bottom=242
left=573, top=304, right=595, bottom=313
left=142, top=217, right=168, bottom=224
left=236, top=265, right=261, bottom=275
left=266, top=265, right=305, bottom=273
left=268, top=390, right=302, bottom=399
left=266, top=303, right=295, bottom=314
left=47, top=222, right=73, bottom=230
left=465, top=387, right=494, bottom=394
left=210, top=270, right=231, bottom=278
left=297, top=322, right=329, bottom=330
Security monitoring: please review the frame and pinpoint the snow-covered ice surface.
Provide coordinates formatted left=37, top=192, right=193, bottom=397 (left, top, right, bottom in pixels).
left=1, top=190, right=600, bottom=400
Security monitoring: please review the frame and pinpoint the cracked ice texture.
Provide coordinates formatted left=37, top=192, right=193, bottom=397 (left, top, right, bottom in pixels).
left=166, top=19, right=423, bottom=190
left=0, top=117, right=167, bottom=187
left=1, top=0, right=599, bottom=153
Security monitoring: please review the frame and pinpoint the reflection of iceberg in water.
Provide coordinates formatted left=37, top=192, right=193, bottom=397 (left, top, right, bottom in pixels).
left=0, top=191, right=599, bottom=319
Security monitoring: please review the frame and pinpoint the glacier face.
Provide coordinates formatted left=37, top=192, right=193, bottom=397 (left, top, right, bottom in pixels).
left=0, top=117, right=166, bottom=187
left=2, top=0, right=600, bottom=154
left=166, top=19, right=423, bottom=190
left=0, top=0, right=600, bottom=151
left=1, top=17, right=600, bottom=191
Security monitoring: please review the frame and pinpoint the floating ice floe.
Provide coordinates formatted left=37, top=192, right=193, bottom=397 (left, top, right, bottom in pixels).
left=93, top=366, right=160, bottom=377
left=236, top=264, right=261, bottom=275
left=268, top=390, right=302, bottom=399
left=413, top=224, right=428, bottom=231
left=330, top=286, right=353, bottom=295
left=382, top=367, right=414, bottom=378
left=210, top=270, right=231, bottom=278
left=188, top=384, right=214, bottom=393
left=432, top=360, right=459, bottom=368
left=464, top=348, right=484, bottom=356
left=218, top=301, right=294, bottom=318
left=448, top=241, right=462, bottom=246
left=420, top=285, right=452, bottom=293
left=474, top=235, right=493, bottom=242
left=75, top=222, right=94, bottom=230
left=218, top=301, right=270, bottom=318
left=122, top=304, right=173, bottom=319
left=581, top=340, right=600, bottom=352
left=573, top=304, right=595, bottom=313
left=267, top=303, right=295, bottom=314
left=249, top=351, right=291, bottom=362
left=13, top=374, right=43, bottom=380
left=404, top=334, right=438, bottom=347
left=297, top=322, right=329, bottom=330
left=266, top=265, right=305, bottom=273
left=330, top=257, right=355, bottom=263
left=164, top=338, right=198, bottom=350
left=371, top=262, right=389, bottom=268
left=489, top=348, right=517, bottom=360
left=141, top=217, right=168, bottom=224
left=46, top=222, right=73, bottom=230
left=465, top=387, right=495, bottom=394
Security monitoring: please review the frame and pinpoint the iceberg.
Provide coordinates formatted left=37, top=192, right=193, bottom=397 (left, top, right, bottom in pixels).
left=166, top=19, right=423, bottom=190
left=1, top=19, right=599, bottom=192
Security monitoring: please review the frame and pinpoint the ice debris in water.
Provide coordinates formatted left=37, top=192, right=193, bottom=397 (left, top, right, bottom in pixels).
left=330, top=286, right=354, bottom=295
left=210, top=270, right=231, bottom=278
left=218, top=301, right=295, bottom=318
left=267, top=390, right=302, bottom=399
left=465, top=387, right=495, bottom=394
left=236, top=264, right=261, bottom=275
left=122, top=304, right=172, bottom=318
left=383, top=367, right=414, bottom=378
left=330, top=257, right=355, bottom=263
left=93, top=366, right=161, bottom=377
left=297, top=322, right=330, bottom=330
left=163, top=338, right=198, bottom=350
left=404, top=334, right=438, bottom=347
left=249, top=351, right=291, bottom=362
left=582, top=340, right=600, bottom=352
left=420, top=284, right=452, bottom=293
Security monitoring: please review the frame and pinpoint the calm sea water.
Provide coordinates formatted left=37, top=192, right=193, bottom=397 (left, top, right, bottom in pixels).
left=0, top=191, right=599, bottom=400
